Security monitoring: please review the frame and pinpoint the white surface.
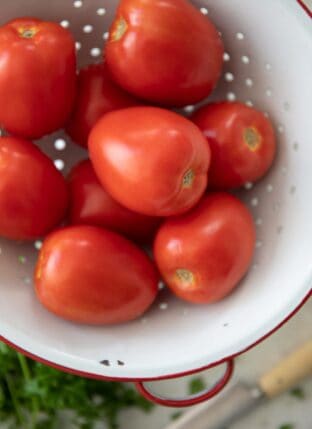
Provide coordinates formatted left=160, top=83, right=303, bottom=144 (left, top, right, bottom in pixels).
left=118, top=300, right=312, bottom=429
left=0, top=0, right=311, bottom=381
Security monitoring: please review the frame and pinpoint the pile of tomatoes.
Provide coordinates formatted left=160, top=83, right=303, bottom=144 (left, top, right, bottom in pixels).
left=0, top=0, right=276, bottom=325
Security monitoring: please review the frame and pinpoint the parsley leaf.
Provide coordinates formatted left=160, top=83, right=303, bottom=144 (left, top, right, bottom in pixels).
left=188, top=377, right=206, bottom=395
left=290, top=387, right=305, bottom=400
left=278, top=424, right=295, bottom=429
left=171, top=411, right=182, bottom=421
left=0, top=342, right=153, bottom=428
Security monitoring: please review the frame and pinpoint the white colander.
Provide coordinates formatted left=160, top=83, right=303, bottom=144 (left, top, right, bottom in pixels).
left=0, top=0, right=311, bottom=408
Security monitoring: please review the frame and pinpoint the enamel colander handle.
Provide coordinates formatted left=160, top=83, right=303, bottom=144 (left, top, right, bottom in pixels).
left=135, top=359, right=234, bottom=407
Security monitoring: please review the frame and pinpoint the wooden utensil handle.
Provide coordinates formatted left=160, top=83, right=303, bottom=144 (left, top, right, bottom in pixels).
left=259, top=341, right=312, bottom=397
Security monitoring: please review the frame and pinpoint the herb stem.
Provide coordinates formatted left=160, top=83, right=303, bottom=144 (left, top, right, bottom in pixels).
left=17, top=353, right=31, bottom=380
left=4, top=374, right=25, bottom=426
left=17, top=353, right=40, bottom=428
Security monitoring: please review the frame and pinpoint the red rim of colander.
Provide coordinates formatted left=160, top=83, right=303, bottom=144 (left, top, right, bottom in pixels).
left=297, top=0, right=312, bottom=17
left=0, top=291, right=310, bottom=383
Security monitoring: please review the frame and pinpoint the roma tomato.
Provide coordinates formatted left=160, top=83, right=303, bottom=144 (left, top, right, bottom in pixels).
left=105, top=0, right=223, bottom=106
left=192, top=102, right=276, bottom=189
left=66, top=63, right=140, bottom=148
left=154, top=193, right=255, bottom=304
left=0, top=137, right=68, bottom=240
left=88, top=107, right=211, bottom=217
left=68, top=160, right=162, bottom=243
left=0, top=18, right=76, bottom=139
left=35, top=226, right=159, bottom=325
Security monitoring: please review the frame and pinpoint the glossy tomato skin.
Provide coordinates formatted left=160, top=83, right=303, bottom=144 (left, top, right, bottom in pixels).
left=0, top=137, right=68, bottom=240
left=105, top=0, right=223, bottom=106
left=88, top=107, right=211, bottom=217
left=66, top=63, right=140, bottom=148
left=0, top=18, right=76, bottom=139
left=68, top=160, right=162, bottom=243
left=35, top=226, right=159, bottom=325
left=154, top=193, right=255, bottom=304
left=191, top=102, right=276, bottom=190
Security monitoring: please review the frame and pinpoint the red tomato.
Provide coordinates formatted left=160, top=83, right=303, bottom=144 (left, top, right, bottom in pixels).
left=88, top=107, right=211, bottom=217
left=66, top=63, right=140, bottom=148
left=0, top=18, right=76, bottom=139
left=35, top=226, right=159, bottom=325
left=0, top=137, right=68, bottom=240
left=68, top=160, right=162, bottom=243
left=154, top=193, right=255, bottom=304
left=191, top=102, right=276, bottom=190
left=105, top=0, right=223, bottom=106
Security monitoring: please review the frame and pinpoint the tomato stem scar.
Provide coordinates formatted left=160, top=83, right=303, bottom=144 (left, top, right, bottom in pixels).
left=243, top=127, right=262, bottom=151
left=110, top=16, right=128, bottom=42
left=182, top=169, right=195, bottom=188
left=19, top=28, right=38, bottom=39
left=175, top=269, right=195, bottom=286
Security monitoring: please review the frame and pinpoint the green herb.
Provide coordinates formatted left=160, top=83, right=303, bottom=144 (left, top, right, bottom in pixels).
left=188, top=377, right=206, bottom=395
left=0, top=342, right=153, bottom=429
left=278, top=424, right=295, bottom=429
left=170, top=411, right=182, bottom=421
left=290, top=387, right=305, bottom=400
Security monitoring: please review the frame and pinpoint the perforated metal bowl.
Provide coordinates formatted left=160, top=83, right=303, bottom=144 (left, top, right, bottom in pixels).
left=0, top=0, right=311, bottom=407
